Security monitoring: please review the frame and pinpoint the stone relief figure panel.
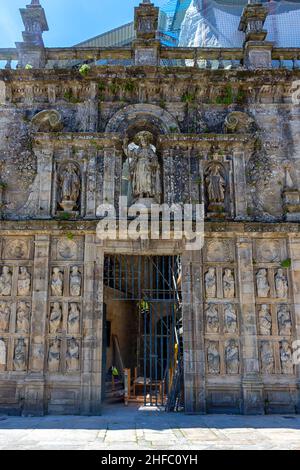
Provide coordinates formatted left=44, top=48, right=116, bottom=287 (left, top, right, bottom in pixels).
left=224, top=304, right=238, bottom=334
left=205, top=304, right=219, bottom=333
left=0, top=266, right=12, bottom=297
left=66, top=338, right=80, bottom=372
left=255, top=240, right=281, bottom=263
left=56, top=162, right=81, bottom=213
left=0, top=338, right=6, bottom=371
left=51, top=237, right=84, bottom=262
left=13, top=338, right=27, bottom=371
left=49, top=302, right=62, bottom=334
left=67, top=303, right=80, bottom=335
left=69, top=267, right=82, bottom=297
left=17, top=267, right=31, bottom=296
left=280, top=341, right=294, bottom=375
left=2, top=238, right=31, bottom=260
left=223, top=269, right=235, bottom=299
left=277, top=305, right=292, bottom=336
left=204, top=239, right=234, bottom=263
left=256, top=269, right=270, bottom=298
left=205, top=268, right=217, bottom=298
left=225, top=340, right=239, bottom=374
left=258, top=304, right=272, bottom=335
left=51, top=268, right=64, bottom=297
left=274, top=269, right=288, bottom=299
left=16, top=301, right=30, bottom=334
left=48, top=339, right=61, bottom=373
left=260, top=341, right=274, bottom=374
left=207, top=341, right=220, bottom=375
left=0, top=301, right=11, bottom=332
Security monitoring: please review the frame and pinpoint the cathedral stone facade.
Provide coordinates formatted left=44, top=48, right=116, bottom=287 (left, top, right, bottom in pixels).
left=0, top=1, right=299, bottom=415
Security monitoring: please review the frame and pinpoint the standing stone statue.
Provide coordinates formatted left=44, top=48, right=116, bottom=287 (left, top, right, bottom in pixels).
left=223, top=269, right=235, bottom=298
left=0, top=339, right=6, bottom=371
left=0, top=301, right=10, bottom=332
left=205, top=268, right=217, bottom=298
left=0, top=266, right=12, bottom=296
left=205, top=164, right=226, bottom=203
left=17, top=267, right=31, bottom=296
left=275, top=269, right=288, bottom=298
left=256, top=269, right=270, bottom=298
left=13, top=338, right=26, bottom=371
left=258, top=304, right=272, bottom=335
left=280, top=341, right=293, bottom=375
left=66, top=338, right=80, bottom=371
left=205, top=304, right=219, bottom=333
left=224, top=304, right=237, bottom=333
left=49, top=302, right=62, bottom=334
left=260, top=342, right=274, bottom=374
left=67, top=303, right=80, bottom=335
left=207, top=341, right=220, bottom=374
left=16, top=301, right=30, bottom=334
left=277, top=305, right=292, bottom=336
left=58, top=163, right=81, bottom=212
left=124, top=131, right=162, bottom=204
left=225, top=340, right=239, bottom=374
left=69, top=266, right=81, bottom=297
left=48, top=339, right=60, bottom=373
left=51, top=268, right=63, bottom=297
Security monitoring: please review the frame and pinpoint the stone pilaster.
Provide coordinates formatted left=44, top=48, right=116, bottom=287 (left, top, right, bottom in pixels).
left=23, top=234, right=50, bottom=416
left=182, top=250, right=206, bottom=413
left=233, top=150, right=248, bottom=219
left=237, top=236, right=264, bottom=414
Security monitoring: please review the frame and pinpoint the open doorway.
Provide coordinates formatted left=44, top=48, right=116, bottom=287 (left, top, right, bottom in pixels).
left=103, top=255, right=182, bottom=408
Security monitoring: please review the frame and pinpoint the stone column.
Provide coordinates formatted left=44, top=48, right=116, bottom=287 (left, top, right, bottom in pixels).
left=233, top=150, right=248, bottom=219
left=80, top=235, right=104, bottom=415
left=237, top=236, right=264, bottom=414
left=23, top=234, right=50, bottom=416
left=103, top=149, right=116, bottom=205
left=182, top=250, right=206, bottom=413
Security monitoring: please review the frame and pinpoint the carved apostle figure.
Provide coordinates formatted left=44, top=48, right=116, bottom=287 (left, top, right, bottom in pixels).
left=205, top=268, right=216, bottom=298
left=275, top=269, right=288, bottom=299
left=223, top=269, right=235, bottom=299
left=51, top=268, right=63, bottom=297
left=49, top=302, right=62, bottom=334
left=280, top=341, right=293, bottom=375
left=70, top=266, right=81, bottom=297
left=0, top=339, right=6, bottom=370
left=17, top=267, right=31, bottom=296
left=258, top=304, right=272, bottom=335
left=48, top=339, right=60, bottom=373
left=207, top=341, right=220, bottom=375
left=277, top=305, right=292, bottom=336
left=205, top=164, right=226, bottom=204
left=205, top=304, right=219, bottom=333
left=66, top=338, right=80, bottom=371
left=225, top=340, right=239, bottom=374
left=224, top=304, right=237, bottom=333
left=260, top=342, right=274, bottom=374
left=0, top=301, right=10, bottom=332
left=16, top=301, right=30, bottom=334
left=13, top=338, right=26, bottom=371
left=59, top=163, right=81, bottom=211
left=0, top=266, right=12, bottom=297
left=256, top=269, right=270, bottom=298
left=67, top=303, right=80, bottom=335
left=124, top=131, right=162, bottom=203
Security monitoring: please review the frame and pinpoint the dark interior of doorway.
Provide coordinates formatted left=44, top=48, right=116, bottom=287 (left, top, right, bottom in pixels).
left=103, top=255, right=183, bottom=409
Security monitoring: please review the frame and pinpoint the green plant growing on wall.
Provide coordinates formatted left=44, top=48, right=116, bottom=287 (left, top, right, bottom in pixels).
left=181, top=92, right=196, bottom=104
left=79, top=64, right=91, bottom=77
left=66, top=232, right=74, bottom=240
left=109, top=81, right=120, bottom=97
left=169, top=126, right=178, bottom=133
left=281, top=258, right=291, bottom=268
left=124, top=79, right=135, bottom=94
left=25, top=64, right=33, bottom=70
left=215, top=85, right=234, bottom=105
left=159, top=99, right=166, bottom=109
left=0, top=181, right=7, bottom=190
left=236, top=88, right=247, bottom=105
left=63, top=90, right=80, bottom=104
left=57, top=211, right=72, bottom=220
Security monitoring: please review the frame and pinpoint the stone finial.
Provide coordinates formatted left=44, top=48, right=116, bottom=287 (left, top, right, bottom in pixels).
left=239, top=2, right=268, bottom=42
left=134, top=0, right=159, bottom=40
left=20, top=0, right=49, bottom=47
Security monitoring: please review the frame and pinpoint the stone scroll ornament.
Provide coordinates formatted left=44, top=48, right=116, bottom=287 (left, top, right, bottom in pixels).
left=225, top=340, right=239, bottom=374
left=205, top=268, right=217, bottom=298
left=224, top=304, right=237, bottom=334
left=260, top=342, right=274, bottom=374
left=207, top=341, right=220, bottom=375
left=280, top=341, right=294, bottom=375
left=17, top=267, right=31, bottom=296
left=13, top=338, right=26, bottom=371
left=16, top=301, right=30, bottom=334
left=31, top=110, right=63, bottom=133
left=256, top=269, right=270, bottom=298
left=69, top=266, right=81, bottom=297
left=48, top=339, right=60, bottom=373
left=223, top=269, right=235, bottom=299
left=275, top=269, right=288, bottom=299
left=258, top=304, right=272, bottom=335
left=205, top=304, right=219, bottom=333
left=49, top=303, right=62, bottom=334
left=66, top=338, right=80, bottom=371
left=67, top=303, right=80, bottom=335
left=58, top=163, right=81, bottom=212
left=51, top=268, right=63, bottom=297
left=0, top=266, right=12, bottom=297
left=0, top=301, right=11, bottom=332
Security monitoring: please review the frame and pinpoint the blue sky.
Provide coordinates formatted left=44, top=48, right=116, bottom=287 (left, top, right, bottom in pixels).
left=0, top=0, right=171, bottom=48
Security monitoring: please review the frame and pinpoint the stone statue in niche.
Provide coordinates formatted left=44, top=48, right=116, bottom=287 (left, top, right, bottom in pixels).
left=207, top=341, right=220, bottom=374
left=225, top=340, right=239, bottom=374
left=69, top=266, right=82, bottom=297
left=13, top=338, right=26, bottom=371
left=224, top=304, right=237, bottom=333
left=223, top=269, right=235, bottom=298
left=66, top=338, right=80, bottom=371
left=0, top=339, right=6, bottom=371
left=16, top=301, right=30, bottom=334
left=260, top=342, right=274, bottom=374
left=0, top=301, right=10, bottom=332
left=205, top=304, right=219, bottom=333
left=205, top=268, right=217, bottom=298
left=256, top=269, right=270, bottom=298
left=280, top=341, right=294, bottom=375
left=258, top=304, right=272, bottom=335
left=123, top=131, right=162, bottom=204
left=48, top=339, right=60, bottom=373
left=275, top=269, right=288, bottom=299
left=51, top=268, right=63, bottom=297
left=0, top=266, right=12, bottom=297
left=205, top=164, right=226, bottom=204
left=17, top=267, right=31, bottom=296
left=58, top=163, right=81, bottom=212
left=67, top=303, right=80, bottom=335
left=277, top=305, right=292, bottom=336
left=49, top=302, right=62, bottom=334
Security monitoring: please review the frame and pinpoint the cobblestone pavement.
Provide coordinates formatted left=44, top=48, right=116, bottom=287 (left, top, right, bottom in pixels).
left=0, top=404, right=300, bottom=450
